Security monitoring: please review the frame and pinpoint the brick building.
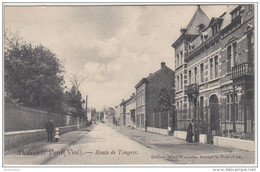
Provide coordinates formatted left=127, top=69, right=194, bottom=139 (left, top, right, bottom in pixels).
left=172, top=5, right=254, bottom=143
left=135, top=62, right=175, bottom=131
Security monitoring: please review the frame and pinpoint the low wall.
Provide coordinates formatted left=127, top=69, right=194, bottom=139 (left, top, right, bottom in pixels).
left=199, top=134, right=207, bottom=144
left=4, top=124, right=85, bottom=150
left=174, top=131, right=187, bottom=140
left=213, top=136, right=255, bottom=151
left=147, top=127, right=168, bottom=135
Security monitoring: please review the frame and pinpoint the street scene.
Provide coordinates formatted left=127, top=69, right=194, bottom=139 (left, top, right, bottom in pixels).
left=3, top=3, right=256, bottom=167
left=4, top=123, right=254, bottom=165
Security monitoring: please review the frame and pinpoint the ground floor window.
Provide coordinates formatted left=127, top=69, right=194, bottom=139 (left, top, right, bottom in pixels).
left=141, top=114, right=144, bottom=127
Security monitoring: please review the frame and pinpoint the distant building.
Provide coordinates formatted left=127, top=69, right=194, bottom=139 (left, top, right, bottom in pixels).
left=125, top=93, right=136, bottom=128
left=135, top=62, right=175, bottom=131
left=114, top=105, right=120, bottom=125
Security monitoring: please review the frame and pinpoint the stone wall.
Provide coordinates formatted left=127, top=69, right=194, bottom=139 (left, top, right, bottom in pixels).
left=4, top=103, right=76, bottom=132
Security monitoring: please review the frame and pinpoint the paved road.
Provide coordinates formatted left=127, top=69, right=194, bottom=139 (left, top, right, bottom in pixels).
left=43, top=123, right=170, bottom=165
left=4, top=123, right=255, bottom=165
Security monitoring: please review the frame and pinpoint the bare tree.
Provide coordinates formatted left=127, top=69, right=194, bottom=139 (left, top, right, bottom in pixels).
left=69, top=73, right=86, bottom=91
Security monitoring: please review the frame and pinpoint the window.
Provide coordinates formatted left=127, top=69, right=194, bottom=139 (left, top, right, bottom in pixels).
left=181, top=74, right=183, bottom=90
left=247, top=4, right=253, bottom=12
left=230, top=95, right=234, bottom=121
left=194, top=67, right=197, bottom=84
left=214, top=56, right=218, bottom=78
left=235, top=94, right=239, bottom=121
left=232, top=42, right=237, bottom=66
left=177, top=54, right=179, bottom=67
left=226, top=95, right=230, bottom=121
left=200, top=63, right=204, bottom=83
left=247, top=32, right=254, bottom=63
left=177, top=76, right=179, bottom=91
left=189, top=70, right=191, bottom=85
left=180, top=51, right=183, bottom=65
left=227, top=45, right=232, bottom=72
left=180, top=101, right=183, bottom=119
left=200, top=97, right=204, bottom=120
left=212, top=23, right=219, bottom=35
left=210, top=59, right=213, bottom=79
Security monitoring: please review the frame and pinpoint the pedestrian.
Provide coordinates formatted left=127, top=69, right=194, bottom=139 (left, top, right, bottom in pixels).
left=54, top=128, right=60, bottom=142
left=186, top=119, right=194, bottom=143
left=45, top=119, right=54, bottom=142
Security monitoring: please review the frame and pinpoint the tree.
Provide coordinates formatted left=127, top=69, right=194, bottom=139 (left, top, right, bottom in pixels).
left=4, top=31, right=65, bottom=113
left=158, top=88, right=171, bottom=112
left=65, top=85, right=85, bottom=119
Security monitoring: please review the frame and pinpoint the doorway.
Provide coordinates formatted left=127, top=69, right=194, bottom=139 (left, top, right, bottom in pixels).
left=208, top=95, right=220, bottom=143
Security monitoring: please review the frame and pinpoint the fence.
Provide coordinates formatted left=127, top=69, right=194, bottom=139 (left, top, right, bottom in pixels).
left=148, top=110, right=170, bottom=129
left=4, top=103, right=77, bottom=132
left=176, top=102, right=254, bottom=141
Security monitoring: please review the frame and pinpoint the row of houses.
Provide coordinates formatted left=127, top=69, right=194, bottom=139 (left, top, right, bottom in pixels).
left=113, top=62, right=175, bottom=134
left=110, top=4, right=255, bottom=144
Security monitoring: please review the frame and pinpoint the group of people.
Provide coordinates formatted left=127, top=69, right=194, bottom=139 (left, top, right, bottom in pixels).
left=45, top=119, right=60, bottom=142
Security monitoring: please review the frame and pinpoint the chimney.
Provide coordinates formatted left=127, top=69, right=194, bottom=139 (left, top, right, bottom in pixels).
left=161, top=62, right=166, bottom=69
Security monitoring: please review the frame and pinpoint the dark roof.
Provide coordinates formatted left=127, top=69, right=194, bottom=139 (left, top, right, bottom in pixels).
left=172, top=6, right=210, bottom=48
left=135, top=65, right=174, bottom=89
left=135, top=78, right=147, bottom=89
left=120, top=94, right=136, bottom=105
left=185, top=6, right=210, bottom=35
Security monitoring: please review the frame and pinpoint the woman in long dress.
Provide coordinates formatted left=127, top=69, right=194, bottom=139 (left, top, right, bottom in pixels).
left=186, top=120, right=194, bottom=143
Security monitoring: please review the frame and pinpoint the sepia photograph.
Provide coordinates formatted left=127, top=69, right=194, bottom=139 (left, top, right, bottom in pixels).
left=2, top=2, right=257, bottom=168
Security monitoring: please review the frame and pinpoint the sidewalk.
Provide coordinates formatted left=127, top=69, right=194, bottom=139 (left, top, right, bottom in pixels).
left=110, top=125, right=255, bottom=164
left=4, top=126, right=93, bottom=165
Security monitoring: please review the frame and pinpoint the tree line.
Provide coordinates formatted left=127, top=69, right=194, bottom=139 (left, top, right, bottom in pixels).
left=4, top=31, right=86, bottom=119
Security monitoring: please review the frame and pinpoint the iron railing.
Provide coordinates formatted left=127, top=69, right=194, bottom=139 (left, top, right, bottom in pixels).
left=232, top=62, right=254, bottom=79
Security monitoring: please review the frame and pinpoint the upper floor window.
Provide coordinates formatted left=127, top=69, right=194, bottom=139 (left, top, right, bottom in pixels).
left=180, top=51, right=183, bottom=65
left=200, top=63, right=204, bottom=83
left=247, top=32, right=254, bottom=63
left=194, top=67, right=198, bottom=84
left=176, top=54, right=179, bottom=67
left=188, top=70, right=191, bottom=85
left=227, top=42, right=237, bottom=72
left=211, top=23, right=220, bottom=35
left=232, top=42, right=237, bottom=66
left=227, top=45, right=232, bottom=72
left=232, top=9, right=240, bottom=20
left=247, top=4, right=253, bottom=12
left=210, top=58, right=213, bottom=79
left=214, top=56, right=218, bottom=78
left=180, top=74, right=183, bottom=90
left=177, top=76, right=179, bottom=91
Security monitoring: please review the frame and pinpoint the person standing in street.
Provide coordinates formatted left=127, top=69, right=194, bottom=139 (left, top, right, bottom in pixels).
left=186, top=119, right=194, bottom=143
left=45, top=119, right=54, bottom=142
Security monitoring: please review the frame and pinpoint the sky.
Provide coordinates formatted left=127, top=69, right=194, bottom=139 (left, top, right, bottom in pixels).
left=4, top=4, right=233, bottom=110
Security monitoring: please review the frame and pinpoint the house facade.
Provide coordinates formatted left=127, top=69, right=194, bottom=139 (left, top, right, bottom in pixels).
left=172, top=5, right=254, bottom=143
left=135, top=62, right=175, bottom=131
left=125, top=93, right=136, bottom=127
